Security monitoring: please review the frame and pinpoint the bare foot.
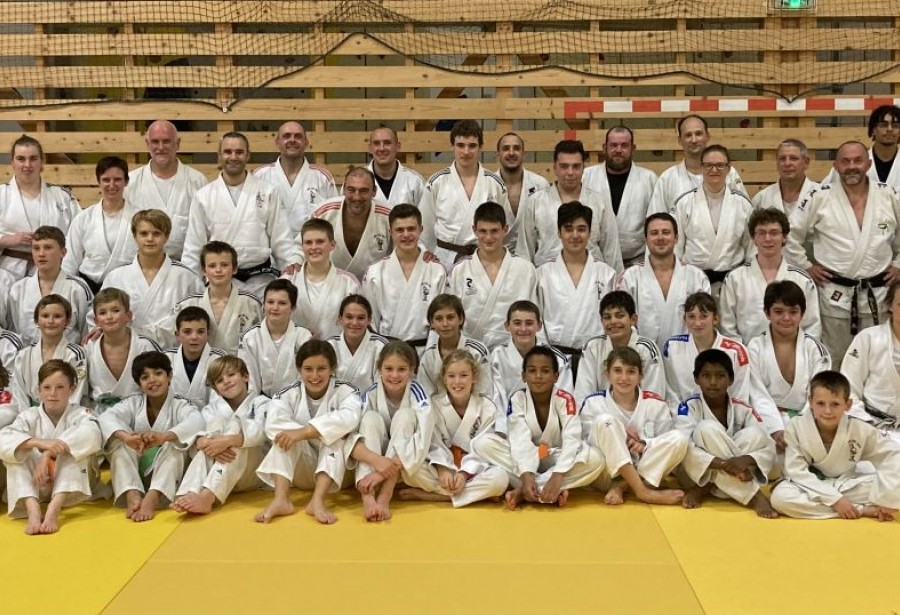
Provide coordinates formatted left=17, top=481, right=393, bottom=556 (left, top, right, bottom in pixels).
left=860, top=505, right=895, bottom=522
left=556, top=489, right=569, bottom=508
left=38, top=496, right=64, bottom=534
left=132, top=490, right=160, bottom=522
left=750, top=492, right=779, bottom=519
left=398, top=487, right=450, bottom=502
left=361, top=492, right=381, bottom=521
left=24, top=499, right=43, bottom=535
left=504, top=487, right=523, bottom=510
left=254, top=497, right=295, bottom=523
left=38, top=517, right=59, bottom=534
left=604, top=483, right=626, bottom=505
left=124, top=490, right=143, bottom=519
left=305, top=499, right=337, bottom=525
left=682, top=486, right=706, bottom=509
left=174, top=491, right=216, bottom=515
left=635, top=487, right=685, bottom=506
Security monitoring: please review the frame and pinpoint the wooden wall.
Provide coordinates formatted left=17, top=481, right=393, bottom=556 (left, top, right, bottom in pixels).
left=0, top=0, right=898, bottom=205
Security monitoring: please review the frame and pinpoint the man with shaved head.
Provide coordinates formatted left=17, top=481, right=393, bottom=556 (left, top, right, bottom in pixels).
left=254, top=121, right=337, bottom=234
left=126, top=120, right=209, bottom=260
left=786, top=140, right=900, bottom=367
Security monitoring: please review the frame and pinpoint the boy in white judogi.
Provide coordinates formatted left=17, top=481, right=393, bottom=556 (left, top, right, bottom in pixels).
left=173, top=356, right=271, bottom=514
left=718, top=208, right=820, bottom=344
left=238, top=279, right=312, bottom=398
left=85, top=288, right=161, bottom=414
left=7, top=226, right=92, bottom=346
left=183, top=132, right=301, bottom=297
left=255, top=341, right=362, bottom=525
left=772, top=371, right=900, bottom=521
left=163, top=307, right=225, bottom=410
left=100, top=209, right=203, bottom=344
left=362, top=204, right=447, bottom=349
left=328, top=295, right=387, bottom=392
left=0, top=360, right=103, bottom=534
left=418, top=121, right=510, bottom=269
left=472, top=347, right=603, bottom=509
left=169, top=241, right=262, bottom=354
left=676, top=349, right=778, bottom=517
left=449, top=202, right=537, bottom=351
left=537, top=201, right=615, bottom=363
left=284, top=218, right=359, bottom=340
left=99, top=351, right=203, bottom=522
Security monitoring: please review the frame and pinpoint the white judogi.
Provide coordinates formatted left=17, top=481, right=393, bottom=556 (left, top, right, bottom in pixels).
left=284, top=264, right=359, bottom=340
left=718, top=259, right=821, bottom=344
left=85, top=330, right=161, bottom=413
left=581, top=389, right=688, bottom=487
left=842, top=323, right=900, bottom=426
left=575, top=329, right=666, bottom=406
left=823, top=148, right=900, bottom=193
left=673, top=187, right=753, bottom=274
left=311, top=198, right=392, bottom=280
left=101, top=257, right=203, bottom=344
left=12, top=341, right=87, bottom=414
left=355, top=380, right=431, bottom=483
left=177, top=394, right=270, bottom=503
left=583, top=163, right=658, bottom=263
left=169, top=285, right=262, bottom=355
left=256, top=379, right=361, bottom=491
left=0, top=179, right=81, bottom=280
left=449, top=250, right=537, bottom=350
left=238, top=320, right=313, bottom=397
left=537, top=253, right=615, bottom=350
left=498, top=168, right=550, bottom=256
left=771, top=411, right=900, bottom=518
left=662, top=333, right=751, bottom=407
left=126, top=161, right=209, bottom=260
left=61, top=200, right=140, bottom=287
left=6, top=271, right=93, bottom=345
left=648, top=162, right=744, bottom=215
left=751, top=178, right=820, bottom=219
left=490, top=343, right=573, bottom=435
left=362, top=252, right=447, bottom=344
left=0, top=269, right=14, bottom=328
left=403, top=393, right=508, bottom=507
left=748, top=331, right=831, bottom=435
left=516, top=184, right=623, bottom=271
left=368, top=161, right=425, bottom=207
left=418, top=335, right=491, bottom=399
left=418, top=164, right=509, bottom=269
left=616, top=259, right=711, bottom=349
left=183, top=173, right=301, bottom=295
left=328, top=332, right=387, bottom=393
left=0, top=403, right=102, bottom=517
left=99, top=391, right=203, bottom=507
left=471, top=386, right=604, bottom=491
left=254, top=158, right=337, bottom=234
left=676, top=394, right=775, bottom=505
left=0, top=330, right=23, bottom=377
left=163, top=344, right=225, bottom=410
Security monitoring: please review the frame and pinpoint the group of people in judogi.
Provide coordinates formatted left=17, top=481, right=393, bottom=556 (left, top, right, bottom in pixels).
left=2, top=105, right=900, bottom=535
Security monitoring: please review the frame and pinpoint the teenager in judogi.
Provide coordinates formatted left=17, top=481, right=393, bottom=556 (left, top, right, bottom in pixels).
left=495, top=132, right=549, bottom=253
left=163, top=307, right=224, bottom=410
left=253, top=121, right=337, bottom=234
left=327, top=295, right=387, bottom=392
left=62, top=157, right=139, bottom=294
left=125, top=120, right=209, bottom=261
left=583, top=126, right=658, bottom=267
left=362, top=203, right=447, bottom=351
left=751, top=139, right=819, bottom=218
left=418, top=120, right=510, bottom=269
left=183, top=131, right=301, bottom=298
left=616, top=213, right=710, bottom=349
left=0, top=135, right=80, bottom=281
left=101, top=209, right=203, bottom=343
left=367, top=126, right=425, bottom=208
left=449, top=201, right=537, bottom=351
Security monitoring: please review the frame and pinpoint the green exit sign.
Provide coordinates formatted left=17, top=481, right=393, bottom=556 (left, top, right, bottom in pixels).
left=773, top=0, right=816, bottom=9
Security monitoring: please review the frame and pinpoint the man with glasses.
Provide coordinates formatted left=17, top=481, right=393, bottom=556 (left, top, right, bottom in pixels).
left=718, top=208, right=820, bottom=344
left=752, top=139, right=819, bottom=219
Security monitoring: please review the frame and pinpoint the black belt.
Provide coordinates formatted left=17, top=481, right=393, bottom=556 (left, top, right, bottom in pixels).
left=78, top=271, right=102, bottom=294
left=4, top=249, right=33, bottom=263
left=703, top=269, right=732, bottom=285
left=553, top=344, right=583, bottom=379
left=385, top=336, right=428, bottom=348
left=235, top=258, right=281, bottom=283
left=829, top=271, right=886, bottom=335
left=436, top=239, right=477, bottom=263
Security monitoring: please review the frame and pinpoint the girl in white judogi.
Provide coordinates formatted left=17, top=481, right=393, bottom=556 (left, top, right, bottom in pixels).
left=398, top=350, right=508, bottom=507
left=173, top=356, right=271, bottom=515
left=771, top=372, right=900, bottom=521
left=238, top=279, right=312, bottom=397
left=675, top=349, right=778, bottom=517
left=472, top=347, right=604, bottom=509
left=255, top=341, right=362, bottom=525
left=0, top=360, right=103, bottom=535
left=349, top=342, right=432, bottom=522
left=12, top=295, right=87, bottom=414
left=580, top=347, right=687, bottom=506
left=99, top=351, right=204, bottom=522
left=327, top=295, right=387, bottom=391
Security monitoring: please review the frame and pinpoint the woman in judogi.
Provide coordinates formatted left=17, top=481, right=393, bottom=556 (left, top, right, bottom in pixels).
left=327, top=295, right=387, bottom=392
